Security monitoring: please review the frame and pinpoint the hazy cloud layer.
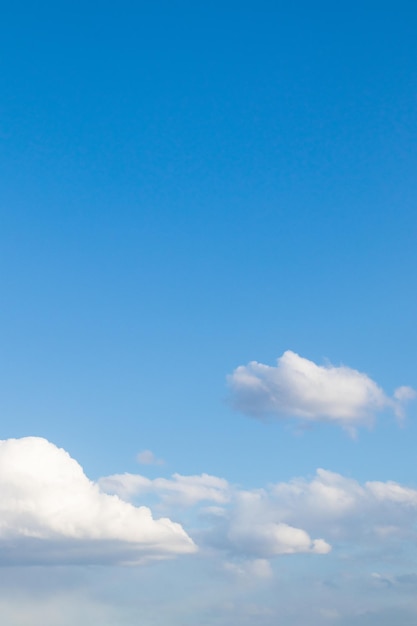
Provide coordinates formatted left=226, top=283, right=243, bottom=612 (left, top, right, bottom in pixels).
left=228, top=350, right=415, bottom=429
left=0, top=437, right=195, bottom=565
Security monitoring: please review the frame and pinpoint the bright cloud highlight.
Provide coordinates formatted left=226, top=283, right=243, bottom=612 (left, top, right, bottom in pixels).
left=0, top=437, right=195, bottom=565
left=228, top=350, right=415, bottom=428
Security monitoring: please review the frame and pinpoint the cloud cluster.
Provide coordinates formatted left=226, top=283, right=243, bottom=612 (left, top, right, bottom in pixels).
left=3, top=435, right=417, bottom=572
left=101, top=464, right=417, bottom=564
left=101, top=470, right=330, bottom=559
left=0, top=437, right=195, bottom=565
left=227, top=350, right=415, bottom=429
left=199, top=470, right=417, bottom=571
left=259, top=469, right=417, bottom=547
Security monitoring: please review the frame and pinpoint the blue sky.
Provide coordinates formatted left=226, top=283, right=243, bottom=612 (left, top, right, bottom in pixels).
left=1, top=2, right=417, bottom=624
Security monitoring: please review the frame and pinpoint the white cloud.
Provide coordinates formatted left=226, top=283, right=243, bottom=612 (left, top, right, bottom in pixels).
left=227, top=350, right=415, bottom=429
left=272, top=469, right=365, bottom=519
left=100, top=471, right=230, bottom=507
left=213, top=487, right=331, bottom=558
left=270, top=469, right=417, bottom=543
left=186, top=469, right=417, bottom=560
left=366, top=480, right=417, bottom=505
left=0, top=437, right=196, bottom=565
left=136, top=449, right=164, bottom=465
left=227, top=520, right=331, bottom=557
left=99, top=472, right=152, bottom=500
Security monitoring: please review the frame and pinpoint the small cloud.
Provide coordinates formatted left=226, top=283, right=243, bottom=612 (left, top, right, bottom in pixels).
left=227, top=520, right=331, bottom=557
left=227, top=350, right=415, bottom=431
left=394, top=386, right=416, bottom=402
left=393, top=386, right=417, bottom=421
left=136, top=449, right=164, bottom=466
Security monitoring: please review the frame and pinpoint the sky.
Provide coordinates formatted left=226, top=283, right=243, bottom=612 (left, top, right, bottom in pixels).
left=1, top=1, right=417, bottom=624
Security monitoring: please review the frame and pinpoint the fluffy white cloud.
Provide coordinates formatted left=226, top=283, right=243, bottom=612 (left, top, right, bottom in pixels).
left=100, top=471, right=230, bottom=507
left=209, top=486, right=331, bottom=558
left=0, top=437, right=195, bottom=565
left=228, top=350, right=415, bottom=428
left=201, top=469, right=417, bottom=561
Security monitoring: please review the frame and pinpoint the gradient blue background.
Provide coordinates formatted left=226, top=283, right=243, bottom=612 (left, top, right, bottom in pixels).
left=1, top=1, right=416, bottom=491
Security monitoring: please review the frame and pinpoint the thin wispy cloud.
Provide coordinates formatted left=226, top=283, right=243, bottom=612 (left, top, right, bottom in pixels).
left=100, top=471, right=230, bottom=507
left=227, top=350, right=415, bottom=430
